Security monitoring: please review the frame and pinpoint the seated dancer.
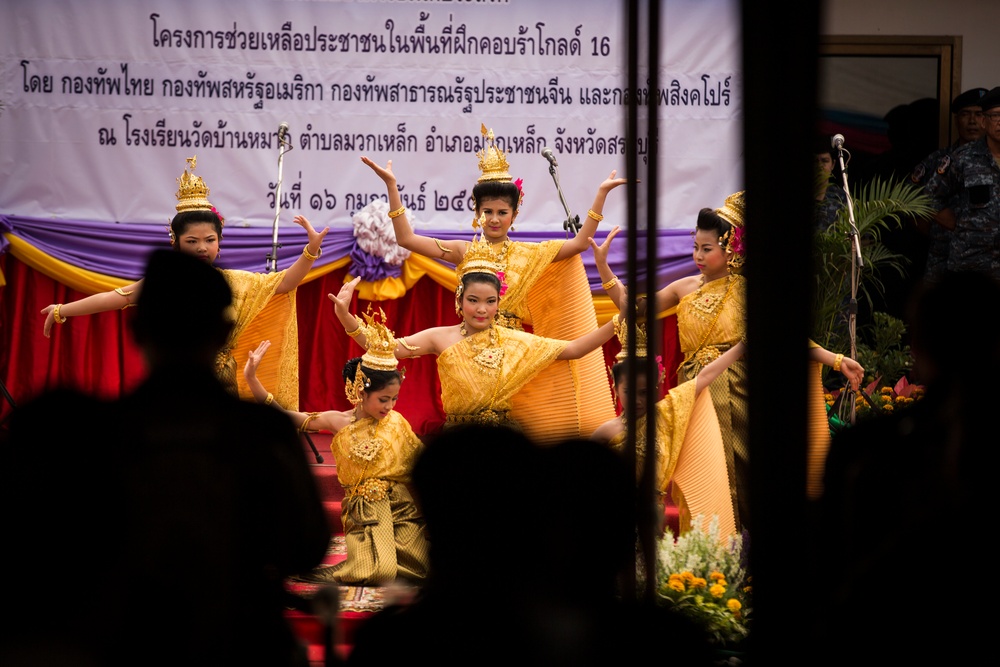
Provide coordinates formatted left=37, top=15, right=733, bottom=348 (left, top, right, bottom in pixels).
left=41, top=156, right=328, bottom=408
left=329, top=234, right=628, bottom=431
left=360, top=124, right=626, bottom=442
left=243, top=313, right=429, bottom=586
left=592, top=311, right=746, bottom=541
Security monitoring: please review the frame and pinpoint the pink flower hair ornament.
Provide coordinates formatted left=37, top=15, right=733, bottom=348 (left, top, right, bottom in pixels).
left=210, top=206, right=226, bottom=228
left=513, top=177, right=524, bottom=209
left=496, top=270, right=508, bottom=297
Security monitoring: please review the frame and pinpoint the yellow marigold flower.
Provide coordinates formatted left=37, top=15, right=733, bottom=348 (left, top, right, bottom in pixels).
left=710, top=571, right=724, bottom=581
left=710, top=584, right=726, bottom=598
left=824, top=393, right=833, bottom=402
left=881, top=386, right=893, bottom=395
left=668, top=573, right=683, bottom=582
left=895, top=395, right=906, bottom=403
left=727, top=599, right=742, bottom=612
left=884, top=404, right=894, bottom=413
left=691, top=577, right=707, bottom=589
left=668, top=579, right=685, bottom=592
left=681, top=571, right=695, bottom=583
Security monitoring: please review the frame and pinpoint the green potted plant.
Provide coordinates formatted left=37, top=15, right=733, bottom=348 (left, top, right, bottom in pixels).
left=811, top=174, right=935, bottom=393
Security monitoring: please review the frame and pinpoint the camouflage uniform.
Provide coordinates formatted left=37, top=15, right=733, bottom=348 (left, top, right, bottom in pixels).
left=923, top=136, right=1000, bottom=278
left=815, top=182, right=847, bottom=229
left=910, top=143, right=960, bottom=281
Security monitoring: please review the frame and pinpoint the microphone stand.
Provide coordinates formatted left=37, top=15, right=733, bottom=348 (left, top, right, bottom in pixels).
left=302, top=432, right=324, bottom=464
left=266, top=130, right=293, bottom=273
left=835, top=140, right=863, bottom=426
left=545, top=160, right=581, bottom=236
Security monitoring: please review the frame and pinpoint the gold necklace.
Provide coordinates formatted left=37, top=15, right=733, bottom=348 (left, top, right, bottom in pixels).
left=490, top=239, right=512, bottom=272
left=348, top=412, right=383, bottom=462
left=691, top=274, right=731, bottom=318
left=466, top=325, right=504, bottom=370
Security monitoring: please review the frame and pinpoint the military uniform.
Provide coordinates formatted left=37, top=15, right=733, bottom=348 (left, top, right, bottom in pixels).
left=923, top=136, right=1000, bottom=278
left=815, top=182, right=846, bottom=229
left=913, top=87, right=992, bottom=281
left=911, top=143, right=960, bottom=281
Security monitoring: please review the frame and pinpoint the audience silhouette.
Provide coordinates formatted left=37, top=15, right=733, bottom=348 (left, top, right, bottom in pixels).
left=346, top=425, right=716, bottom=666
left=2, top=249, right=331, bottom=666
left=810, top=270, right=998, bottom=665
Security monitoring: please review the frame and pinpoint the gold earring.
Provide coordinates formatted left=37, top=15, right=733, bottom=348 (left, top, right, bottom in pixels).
left=460, top=321, right=467, bottom=336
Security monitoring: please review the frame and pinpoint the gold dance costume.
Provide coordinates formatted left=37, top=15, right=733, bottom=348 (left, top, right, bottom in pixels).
left=310, top=411, right=429, bottom=585
left=484, top=240, right=617, bottom=443
left=676, top=273, right=749, bottom=531
left=608, top=382, right=737, bottom=541
left=437, top=326, right=567, bottom=428
left=216, top=269, right=300, bottom=410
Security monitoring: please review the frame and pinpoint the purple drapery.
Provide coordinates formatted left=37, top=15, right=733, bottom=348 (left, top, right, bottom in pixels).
left=0, top=215, right=697, bottom=288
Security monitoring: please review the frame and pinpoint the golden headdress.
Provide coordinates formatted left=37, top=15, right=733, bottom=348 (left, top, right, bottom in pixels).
left=716, top=190, right=746, bottom=274
left=358, top=306, right=399, bottom=372
left=612, top=311, right=665, bottom=385
left=175, top=156, right=213, bottom=212
left=613, top=314, right=648, bottom=362
left=476, top=124, right=512, bottom=183
left=344, top=306, right=400, bottom=404
left=457, top=233, right=502, bottom=281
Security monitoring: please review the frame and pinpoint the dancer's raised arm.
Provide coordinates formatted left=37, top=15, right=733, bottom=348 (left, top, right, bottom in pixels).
left=360, top=155, right=467, bottom=262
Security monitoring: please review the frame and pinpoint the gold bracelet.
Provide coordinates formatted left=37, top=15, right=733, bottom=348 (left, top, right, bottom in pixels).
left=387, top=205, right=406, bottom=219
left=52, top=304, right=67, bottom=324
left=302, top=245, right=322, bottom=261
left=587, top=209, right=604, bottom=222
left=346, top=318, right=364, bottom=338
left=602, top=276, right=618, bottom=291
left=833, top=353, right=844, bottom=372
left=264, top=393, right=274, bottom=406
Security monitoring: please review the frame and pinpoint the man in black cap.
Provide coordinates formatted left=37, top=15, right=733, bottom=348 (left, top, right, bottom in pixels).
left=910, top=87, right=989, bottom=282
left=924, top=86, right=1000, bottom=279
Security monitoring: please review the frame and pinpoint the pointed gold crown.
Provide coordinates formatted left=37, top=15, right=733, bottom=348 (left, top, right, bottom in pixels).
left=359, top=306, right=400, bottom=372
left=476, top=124, right=512, bottom=183
left=717, top=190, right=746, bottom=274
left=456, top=233, right=502, bottom=280
left=175, top=156, right=213, bottom=212
left=715, top=190, right=745, bottom=229
left=614, top=314, right=649, bottom=362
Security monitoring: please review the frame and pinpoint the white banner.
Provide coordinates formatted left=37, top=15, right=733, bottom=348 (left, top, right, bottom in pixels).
left=0, top=0, right=742, bottom=232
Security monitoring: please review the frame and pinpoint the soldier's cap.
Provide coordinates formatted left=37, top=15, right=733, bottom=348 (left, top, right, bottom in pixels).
left=978, top=87, right=1000, bottom=113
left=951, top=88, right=989, bottom=113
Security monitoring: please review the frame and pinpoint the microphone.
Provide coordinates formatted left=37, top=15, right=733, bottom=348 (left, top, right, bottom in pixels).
left=541, top=146, right=558, bottom=167
left=831, top=133, right=845, bottom=149
left=278, top=121, right=289, bottom=143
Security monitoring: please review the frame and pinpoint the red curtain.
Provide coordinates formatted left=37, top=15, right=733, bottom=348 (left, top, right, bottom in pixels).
left=0, top=253, right=682, bottom=434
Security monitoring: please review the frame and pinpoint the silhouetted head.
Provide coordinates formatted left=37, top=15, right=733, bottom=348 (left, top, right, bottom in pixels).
left=132, top=249, right=233, bottom=367
left=907, top=270, right=1000, bottom=386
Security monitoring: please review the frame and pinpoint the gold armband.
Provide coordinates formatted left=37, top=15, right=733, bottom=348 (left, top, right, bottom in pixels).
left=588, top=209, right=605, bottom=222
left=52, top=304, right=67, bottom=324
left=433, top=238, right=452, bottom=254
left=602, top=276, right=618, bottom=291
left=264, top=393, right=274, bottom=406
left=299, top=412, right=321, bottom=433
left=387, top=205, right=406, bottom=219
left=397, top=337, right=420, bottom=351
left=833, top=353, right=844, bottom=372
left=346, top=319, right=365, bottom=338
left=302, top=245, right=322, bottom=261
left=114, top=287, right=137, bottom=309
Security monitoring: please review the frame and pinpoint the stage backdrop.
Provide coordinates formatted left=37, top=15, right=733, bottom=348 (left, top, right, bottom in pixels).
left=0, top=0, right=742, bottom=430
